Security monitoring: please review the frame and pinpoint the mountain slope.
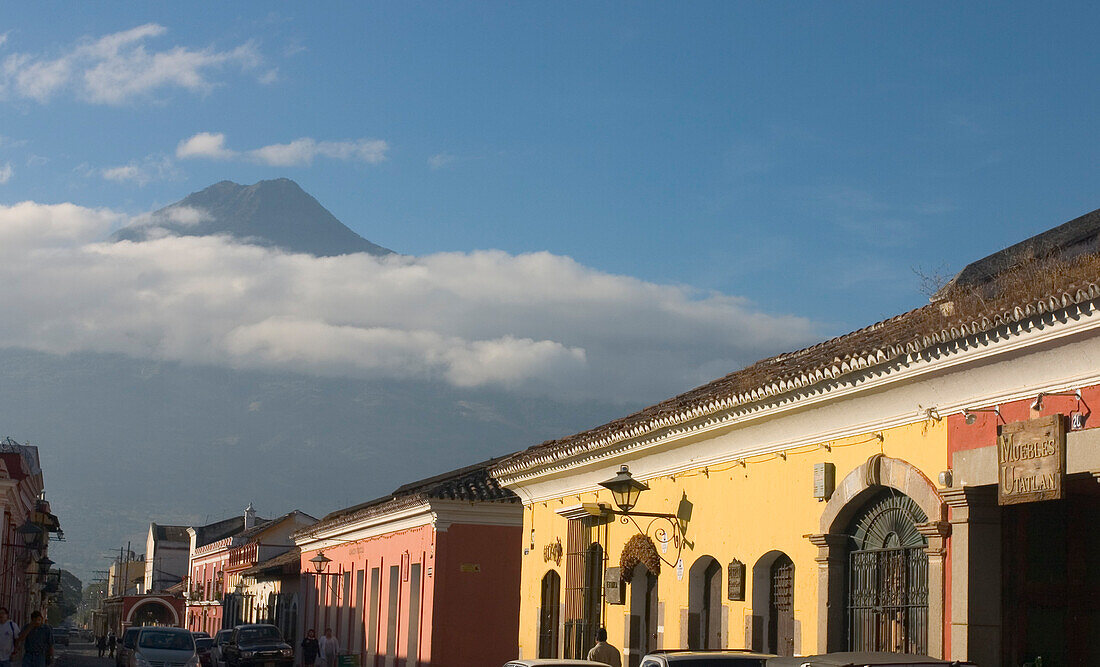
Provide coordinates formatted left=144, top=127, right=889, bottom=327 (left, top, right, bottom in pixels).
left=111, top=178, right=393, bottom=257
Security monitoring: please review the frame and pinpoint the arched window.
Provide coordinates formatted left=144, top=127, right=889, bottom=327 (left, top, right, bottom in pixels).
left=687, top=556, right=722, bottom=649
left=847, top=490, right=928, bottom=654
left=539, top=571, right=561, bottom=658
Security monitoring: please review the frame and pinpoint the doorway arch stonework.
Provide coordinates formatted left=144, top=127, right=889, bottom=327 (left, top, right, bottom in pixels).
left=807, top=454, right=949, bottom=656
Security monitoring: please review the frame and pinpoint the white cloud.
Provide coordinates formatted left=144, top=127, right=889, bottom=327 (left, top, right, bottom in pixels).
left=177, top=132, right=388, bottom=167
left=0, top=24, right=260, bottom=105
left=176, top=132, right=235, bottom=160
left=0, top=162, right=11, bottom=184
left=0, top=201, right=818, bottom=400
left=98, top=155, right=178, bottom=186
left=428, top=153, right=455, bottom=170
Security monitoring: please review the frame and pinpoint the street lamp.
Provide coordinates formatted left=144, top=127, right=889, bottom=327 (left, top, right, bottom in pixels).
left=309, top=552, right=332, bottom=574
left=36, top=556, right=54, bottom=570
left=16, top=520, right=42, bottom=547
left=598, top=464, right=685, bottom=568
left=599, top=465, right=649, bottom=512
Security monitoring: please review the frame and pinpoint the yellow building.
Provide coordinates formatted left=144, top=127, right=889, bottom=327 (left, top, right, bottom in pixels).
left=491, top=207, right=1100, bottom=665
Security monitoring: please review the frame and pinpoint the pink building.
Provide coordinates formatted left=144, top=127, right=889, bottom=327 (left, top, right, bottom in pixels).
left=295, top=460, right=522, bottom=667
left=0, top=438, right=60, bottom=625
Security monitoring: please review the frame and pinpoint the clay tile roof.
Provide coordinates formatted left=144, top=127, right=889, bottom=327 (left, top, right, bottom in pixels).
left=240, top=547, right=301, bottom=577
left=491, top=207, right=1100, bottom=480
left=296, top=458, right=517, bottom=539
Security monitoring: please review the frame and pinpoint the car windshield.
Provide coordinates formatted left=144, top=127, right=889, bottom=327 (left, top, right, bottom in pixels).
left=139, top=630, right=194, bottom=651
left=215, top=631, right=232, bottom=643
left=238, top=627, right=281, bottom=642
left=196, top=639, right=214, bottom=650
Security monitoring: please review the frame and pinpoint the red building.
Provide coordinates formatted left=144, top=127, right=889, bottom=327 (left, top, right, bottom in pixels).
left=295, top=460, right=522, bottom=667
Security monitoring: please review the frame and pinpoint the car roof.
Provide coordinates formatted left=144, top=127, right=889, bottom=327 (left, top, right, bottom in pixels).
left=504, top=661, right=608, bottom=666
left=765, top=653, right=972, bottom=666
left=647, top=651, right=776, bottom=661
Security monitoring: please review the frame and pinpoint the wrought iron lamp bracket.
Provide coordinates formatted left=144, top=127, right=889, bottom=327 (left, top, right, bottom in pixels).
left=612, top=509, right=684, bottom=568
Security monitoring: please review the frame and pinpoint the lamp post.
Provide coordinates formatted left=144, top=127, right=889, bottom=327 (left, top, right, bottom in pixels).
left=598, top=465, right=685, bottom=567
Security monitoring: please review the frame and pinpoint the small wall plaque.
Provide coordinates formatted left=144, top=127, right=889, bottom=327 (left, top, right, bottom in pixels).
left=813, top=462, right=835, bottom=501
left=603, top=567, right=624, bottom=604
left=727, top=559, right=745, bottom=601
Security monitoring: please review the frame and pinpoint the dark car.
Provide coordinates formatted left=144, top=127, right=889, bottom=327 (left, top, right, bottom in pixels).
left=222, top=624, right=294, bottom=667
left=764, top=653, right=976, bottom=667
left=116, top=628, right=141, bottom=667
left=196, top=637, right=215, bottom=667
left=211, top=629, right=234, bottom=667
left=52, top=628, right=70, bottom=646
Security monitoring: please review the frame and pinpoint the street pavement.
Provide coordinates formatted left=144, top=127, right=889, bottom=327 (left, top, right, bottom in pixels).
left=54, top=641, right=114, bottom=667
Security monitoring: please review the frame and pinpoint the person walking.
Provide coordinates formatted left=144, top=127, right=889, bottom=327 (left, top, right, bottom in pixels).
left=586, top=628, right=621, bottom=667
left=95, top=635, right=106, bottom=659
left=300, top=630, right=319, bottom=667
left=0, top=608, right=19, bottom=667
left=317, top=628, right=339, bottom=667
left=15, top=611, right=52, bottom=667
left=107, top=631, right=116, bottom=659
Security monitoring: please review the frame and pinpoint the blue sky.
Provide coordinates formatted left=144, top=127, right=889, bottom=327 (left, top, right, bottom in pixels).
left=2, top=2, right=1099, bottom=331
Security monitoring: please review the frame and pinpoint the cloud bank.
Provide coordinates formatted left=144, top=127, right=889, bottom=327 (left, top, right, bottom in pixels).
left=0, top=201, right=817, bottom=402
left=177, top=132, right=389, bottom=167
left=0, top=24, right=260, bottom=104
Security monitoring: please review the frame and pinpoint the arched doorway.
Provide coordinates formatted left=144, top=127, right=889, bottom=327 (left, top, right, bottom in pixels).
left=751, top=551, right=795, bottom=656
left=538, top=570, right=561, bottom=658
left=846, top=489, right=929, bottom=654
left=628, top=563, right=657, bottom=667
left=127, top=599, right=179, bottom=627
left=687, top=556, right=722, bottom=649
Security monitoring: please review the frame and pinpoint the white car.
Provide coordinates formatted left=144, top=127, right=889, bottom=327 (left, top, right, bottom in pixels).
left=130, top=627, right=198, bottom=667
left=504, top=660, right=609, bottom=666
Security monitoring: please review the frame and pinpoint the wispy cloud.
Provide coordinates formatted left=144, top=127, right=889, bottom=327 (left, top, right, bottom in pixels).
left=428, top=153, right=456, bottom=170
left=97, top=154, right=179, bottom=186
left=0, top=201, right=819, bottom=401
left=0, top=162, right=11, bottom=184
left=176, top=132, right=388, bottom=167
left=0, top=24, right=261, bottom=105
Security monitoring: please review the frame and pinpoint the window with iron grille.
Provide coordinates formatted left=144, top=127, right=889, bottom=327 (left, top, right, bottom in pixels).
left=563, top=516, right=606, bottom=659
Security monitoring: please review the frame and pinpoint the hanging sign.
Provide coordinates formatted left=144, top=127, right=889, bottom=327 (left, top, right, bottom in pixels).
left=675, top=558, right=684, bottom=581
left=998, top=415, right=1065, bottom=506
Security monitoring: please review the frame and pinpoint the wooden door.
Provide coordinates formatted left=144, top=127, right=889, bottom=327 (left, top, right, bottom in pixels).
left=769, top=555, right=794, bottom=656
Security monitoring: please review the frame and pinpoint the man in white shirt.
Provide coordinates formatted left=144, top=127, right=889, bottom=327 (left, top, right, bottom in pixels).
left=317, top=628, right=340, bottom=667
left=0, top=608, right=19, bottom=667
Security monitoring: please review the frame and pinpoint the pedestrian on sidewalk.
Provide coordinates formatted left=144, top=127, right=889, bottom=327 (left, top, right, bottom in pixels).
left=95, top=635, right=106, bottom=658
left=317, top=629, right=339, bottom=667
left=586, top=628, right=621, bottom=667
left=0, top=608, right=19, bottom=667
left=300, top=630, right=319, bottom=667
left=107, top=632, right=116, bottom=659
left=15, top=611, right=52, bottom=667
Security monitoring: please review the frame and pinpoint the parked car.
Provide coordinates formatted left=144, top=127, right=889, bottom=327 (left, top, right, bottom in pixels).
left=117, top=627, right=142, bottom=667
left=764, top=653, right=976, bottom=667
left=52, top=628, right=70, bottom=646
left=211, top=629, right=234, bottom=667
left=196, top=637, right=215, bottom=667
left=642, top=650, right=776, bottom=667
left=130, top=627, right=197, bottom=667
left=193, top=632, right=212, bottom=640
left=222, top=624, right=294, bottom=667
left=504, top=661, right=609, bottom=667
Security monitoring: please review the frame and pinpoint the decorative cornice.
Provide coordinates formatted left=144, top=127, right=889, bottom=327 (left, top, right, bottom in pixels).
left=496, top=291, right=1100, bottom=488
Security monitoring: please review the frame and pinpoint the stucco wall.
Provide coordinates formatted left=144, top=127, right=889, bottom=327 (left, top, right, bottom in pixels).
left=518, top=419, right=948, bottom=659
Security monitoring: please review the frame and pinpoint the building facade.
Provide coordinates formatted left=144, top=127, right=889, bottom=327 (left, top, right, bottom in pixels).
left=294, top=461, right=523, bottom=667
left=145, top=524, right=190, bottom=593
left=0, top=438, right=59, bottom=625
left=491, top=208, right=1100, bottom=666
